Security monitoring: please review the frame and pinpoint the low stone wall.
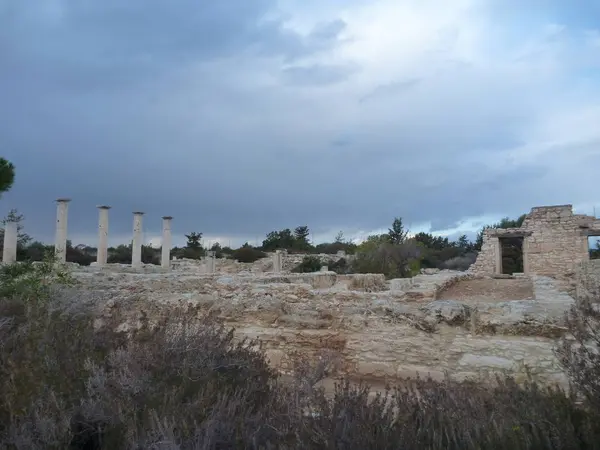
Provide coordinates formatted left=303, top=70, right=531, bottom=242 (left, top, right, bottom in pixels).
left=576, top=260, right=600, bottom=304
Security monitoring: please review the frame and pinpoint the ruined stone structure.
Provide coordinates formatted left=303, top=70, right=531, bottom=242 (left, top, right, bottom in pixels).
left=2, top=200, right=599, bottom=388
left=471, top=205, right=600, bottom=277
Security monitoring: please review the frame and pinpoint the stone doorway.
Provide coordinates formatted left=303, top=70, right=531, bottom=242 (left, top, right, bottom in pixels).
left=499, top=236, right=524, bottom=274
left=590, top=236, right=600, bottom=260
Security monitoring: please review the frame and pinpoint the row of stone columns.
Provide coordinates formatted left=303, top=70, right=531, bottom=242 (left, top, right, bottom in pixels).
left=1, top=198, right=174, bottom=269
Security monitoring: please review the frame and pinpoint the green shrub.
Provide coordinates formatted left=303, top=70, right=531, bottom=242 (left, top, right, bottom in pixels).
left=292, top=256, right=323, bottom=273
left=232, top=246, right=267, bottom=263
left=352, top=240, right=422, bottom=279
left=329, top=257, right=351, bottom=274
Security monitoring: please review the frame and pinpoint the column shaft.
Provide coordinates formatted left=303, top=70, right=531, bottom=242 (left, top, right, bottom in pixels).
left=132, top=212, right=144, bottom=268
left=97, top=206, right=111, bottom=266
left=2, top=221, right=18, bottom=263
left=54, top=199, right=71, bottom=263
left=161, top=216, right=172, bottom=269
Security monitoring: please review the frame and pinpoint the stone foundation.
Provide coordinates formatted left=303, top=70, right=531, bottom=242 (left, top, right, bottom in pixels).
left=71, top=264, right=574, bottom=389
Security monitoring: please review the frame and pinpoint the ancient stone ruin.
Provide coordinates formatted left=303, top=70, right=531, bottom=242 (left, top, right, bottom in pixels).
left=471, top=204, right=600, bottom=277
left=3, top=200, right=600, bottom=390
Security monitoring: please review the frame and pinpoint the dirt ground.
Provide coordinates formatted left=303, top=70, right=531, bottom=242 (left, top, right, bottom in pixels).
left=437, top=278, right=535, bottom=303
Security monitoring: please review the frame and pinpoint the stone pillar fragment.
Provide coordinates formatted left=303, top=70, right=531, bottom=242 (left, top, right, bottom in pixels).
left=161, top=216, right=173, bottom=269
left=96, top=206, right=111, bottom=266
left=205, top=250, right=216, bottom=273
left=54, top=198, right=71, bottom=263
left=132, top=212, right=144, bottom=268
left=273, top=250, right=283, bottom=273
left=2, top=221, right=18, bottom=264
left=493, top=238, right=502, bottom=274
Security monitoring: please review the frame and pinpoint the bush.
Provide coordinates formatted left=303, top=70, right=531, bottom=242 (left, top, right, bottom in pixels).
left=232, top=246, right=267, bottom=263
left=292, top=256, right=323, bottom=273
left=441, top=252, right=478, bottom=271
left=352, top=240, right=422, bottom=279
left=329, top=257, right=351, bottom=274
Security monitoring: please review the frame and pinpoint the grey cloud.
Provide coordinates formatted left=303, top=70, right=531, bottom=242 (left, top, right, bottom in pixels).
left=0, top=1, right=346, bottom=92
left=0, top=1, right=597, bottom=246
left=281, top=63, right=357, bottom=86
left=360, top=78, right=423, bottom=103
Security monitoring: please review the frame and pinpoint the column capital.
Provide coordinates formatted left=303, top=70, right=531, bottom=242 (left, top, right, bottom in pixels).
left=162, top=216, right=173, bottom=220
left=133, top=211, right=145, bottom=215
left=56, top=198, right=71, bottom=203
left=97, top=205, right=111, bottom=210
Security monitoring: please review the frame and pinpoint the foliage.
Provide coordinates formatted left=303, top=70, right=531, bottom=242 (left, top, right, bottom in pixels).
left=474, top=214, right=527, bottom=251
left=262, top=228, right=296, bottom=251
left=556, top=300, right=600, bottom=412
left=182, top=231, right=205, bottom=259
left=0, top=157, right=15, bottom=195
left=209, top=242, right=225, bottom=258
left=329, top=257, right=351, bottom=274
left=107, top=244, right=160, bottom=265
left=294, top=225, right=311, bottom=250
left=352, top=234, right=422, bottom=279
left=291, top=256, right=323, bottom=273
left=232, top=246, right=267, bottom=263
left=590, top=240, right=600, bottom=260
left=388, top=217, right=408, bottom=244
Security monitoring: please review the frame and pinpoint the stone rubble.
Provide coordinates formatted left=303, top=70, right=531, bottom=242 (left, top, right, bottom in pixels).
left=65, top=258, right=578, bottom=389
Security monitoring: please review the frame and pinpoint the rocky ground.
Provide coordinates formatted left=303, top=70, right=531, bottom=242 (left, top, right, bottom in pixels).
left=63, top=257, right=576, bottom=389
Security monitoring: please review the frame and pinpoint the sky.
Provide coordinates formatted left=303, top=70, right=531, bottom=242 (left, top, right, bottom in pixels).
left=1, top=0, right=599, bottom=248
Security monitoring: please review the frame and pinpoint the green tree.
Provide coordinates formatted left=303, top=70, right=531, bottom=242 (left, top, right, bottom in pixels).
left=388, top=217, right=408, bottom=245
left=184, top=232, right=204, bottom=259
left=293, top=225, right=311, bottom=251
left=0, top=158, right=15, bottom=196
left=334, top=231, right=345, bottom=244
left=262, top=229, right=295, bottom=251
left=1, top=209, right=31, bottom=248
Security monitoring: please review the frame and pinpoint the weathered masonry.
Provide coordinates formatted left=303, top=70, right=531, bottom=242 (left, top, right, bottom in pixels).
left=471, top=205, right=600, bottom=277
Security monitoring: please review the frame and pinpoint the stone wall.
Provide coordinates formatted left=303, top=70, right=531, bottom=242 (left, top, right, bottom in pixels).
left=471, top=205, right=600, bottom=278
left=576, top=259, right=600, bottom=305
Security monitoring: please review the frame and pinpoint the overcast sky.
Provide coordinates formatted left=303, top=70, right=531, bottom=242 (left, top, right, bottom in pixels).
left=1, top=0, right=599, bottom=248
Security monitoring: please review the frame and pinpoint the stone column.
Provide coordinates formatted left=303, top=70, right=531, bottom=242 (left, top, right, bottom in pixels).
left=161, top=216, right=173, bottom=269
left=206, top=250, right=216, bottom=273
left=2, top=221, right=18, bottom=264
left=96, top=206, right=111, bottom=266
left=273, top=250, right=283, bottom=273
left=131, top=212, right=144, bottom=268
left=54, top=198, right=71, bottom=263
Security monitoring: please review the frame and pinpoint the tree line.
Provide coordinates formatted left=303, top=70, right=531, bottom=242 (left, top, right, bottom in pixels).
left=1, top=156, right=598, bottom=272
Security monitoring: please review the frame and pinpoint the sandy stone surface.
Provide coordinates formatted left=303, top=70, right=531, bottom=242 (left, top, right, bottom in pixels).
left=437, top=278, right=535, bottom=303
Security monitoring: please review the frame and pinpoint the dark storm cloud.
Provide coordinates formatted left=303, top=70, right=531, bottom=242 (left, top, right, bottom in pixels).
left=0, top=0, right=349, bottom=242
left=0, top=1, right=598, bottom=246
